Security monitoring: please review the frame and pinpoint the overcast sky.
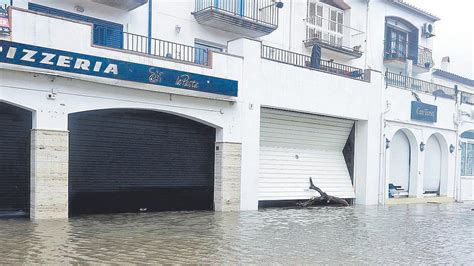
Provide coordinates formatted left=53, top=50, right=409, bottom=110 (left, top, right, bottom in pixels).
left=406, top=0, right=474, bottom=78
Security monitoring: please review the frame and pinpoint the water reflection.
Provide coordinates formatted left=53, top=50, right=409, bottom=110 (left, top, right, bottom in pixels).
left=0, top=203, right=472, bottom=264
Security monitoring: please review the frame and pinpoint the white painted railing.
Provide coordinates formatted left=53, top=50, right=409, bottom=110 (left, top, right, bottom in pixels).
left=304, top=15, right=365, bottom=53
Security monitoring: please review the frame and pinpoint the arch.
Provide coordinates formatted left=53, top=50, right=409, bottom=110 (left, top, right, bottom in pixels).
left=424, top=133, right=449, bottom=196
left=461, top=130, right=474, bottom=140
left=388, top=128, right=419, bottom=197
left=69, top=106, right=222, bottom=132
left=385, top=16, right=418, bottom=32
left=0, top=99, right=36, bottom=113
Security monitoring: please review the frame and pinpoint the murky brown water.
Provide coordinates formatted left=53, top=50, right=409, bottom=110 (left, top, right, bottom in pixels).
left=0, top=203, right=473, bottom=264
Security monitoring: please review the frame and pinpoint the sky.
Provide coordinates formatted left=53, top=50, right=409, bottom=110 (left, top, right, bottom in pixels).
left=406, top=0, right=474, bottom=78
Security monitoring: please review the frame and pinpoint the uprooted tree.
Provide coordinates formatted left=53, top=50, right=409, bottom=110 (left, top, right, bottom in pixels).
left=297, top=177, right=349, bottom=207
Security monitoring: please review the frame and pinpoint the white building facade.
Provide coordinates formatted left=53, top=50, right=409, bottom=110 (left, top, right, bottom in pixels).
left=0, top=0, right=471, bottom=220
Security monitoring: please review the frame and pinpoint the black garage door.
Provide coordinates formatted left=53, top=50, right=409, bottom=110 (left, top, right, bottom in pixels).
left=69, top=109, right=216, bottom=215
left=0, top=103, right=31, bottom=217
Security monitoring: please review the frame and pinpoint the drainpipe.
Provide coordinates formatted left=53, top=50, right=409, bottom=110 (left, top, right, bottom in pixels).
left=364, top=0, right=370, bottom=69
left=378, top=98, right=391, bottom=206
left=453, top=86, right=461, bottom=201
left=148, top=0, right=152, bottom=54
left=288, top=0, right=293, bottom=50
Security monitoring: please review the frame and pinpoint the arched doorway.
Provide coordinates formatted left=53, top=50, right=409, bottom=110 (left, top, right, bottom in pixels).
left=0, top=102, right=32, bottom=217
left=68, top=109, right=216, bottom=215
left=423, top=135, right=442, bottom=195
left=389, top=130, right=412, bottom=196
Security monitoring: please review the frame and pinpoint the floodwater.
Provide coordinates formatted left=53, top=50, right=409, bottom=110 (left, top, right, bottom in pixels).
left=0, top=203, right=472, bottom=264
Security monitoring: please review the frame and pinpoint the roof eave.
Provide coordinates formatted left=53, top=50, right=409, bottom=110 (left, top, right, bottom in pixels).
left=390, top=0, right=440, bottom=22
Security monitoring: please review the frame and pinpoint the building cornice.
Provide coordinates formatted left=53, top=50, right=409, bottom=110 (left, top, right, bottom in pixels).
left=389, top=0, right=440, bottom=22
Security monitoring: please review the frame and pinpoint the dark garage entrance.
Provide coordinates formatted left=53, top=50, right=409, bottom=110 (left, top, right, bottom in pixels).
left=68, top=109, right=216, bottom=215
left=0, top=102, right=31, bottom=217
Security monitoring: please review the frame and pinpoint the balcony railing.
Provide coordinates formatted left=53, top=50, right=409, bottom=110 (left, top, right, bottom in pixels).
left=94, top=26, right=210, bottom=66
left=384, top=40, right=434, bottom=69
left=261, top=45, right=366, bottom=81
left=193, top=0, right=279, bottom=37
left=304, top=15, right=365, bottom=58
left=385, top=71, right=455, bottom=98
left=195, top=0, right=278, bottom=26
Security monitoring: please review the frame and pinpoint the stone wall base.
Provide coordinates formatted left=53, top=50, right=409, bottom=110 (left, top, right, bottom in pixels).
left=214, top=142, right=242, bottom=211
left=30, top=129, right=69, bottom=220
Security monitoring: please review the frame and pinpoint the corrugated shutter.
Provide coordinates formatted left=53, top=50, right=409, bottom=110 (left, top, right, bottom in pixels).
left=28, top=3, right=123, bottom=49
left=0, top=103, right=31, bottom=215
left=69, top=109, right=216, bottom=215
left=259, top=108, right=355, bottom=201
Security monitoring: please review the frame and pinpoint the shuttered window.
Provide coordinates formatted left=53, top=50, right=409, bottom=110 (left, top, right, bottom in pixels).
left=28, top=3, right=123, bottom=49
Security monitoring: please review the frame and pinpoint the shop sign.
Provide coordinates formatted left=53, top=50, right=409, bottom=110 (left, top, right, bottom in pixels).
left=411, top=101, right=437, bottom=123
left=0, top=40, right=238, bottom=97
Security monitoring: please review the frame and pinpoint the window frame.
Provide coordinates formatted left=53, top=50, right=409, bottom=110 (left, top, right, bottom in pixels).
left=460, top=140, right=474, bottom=177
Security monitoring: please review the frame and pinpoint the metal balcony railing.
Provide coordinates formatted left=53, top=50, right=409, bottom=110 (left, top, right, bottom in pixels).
left=384, top=40, right=434, bottom=69
left=194, top=0, right=279, bottom=27
left=385, top=71, right=455, bottom=98
left=94, top=26, right=210, bottom=66
left=304, top=15, right=365, bottom=55
left=261, top=45, right=365, bottom=81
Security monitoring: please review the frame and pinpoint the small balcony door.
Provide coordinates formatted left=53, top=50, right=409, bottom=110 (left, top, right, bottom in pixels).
left=386, top=27, right=408, bottom=60
left=213, top=0, right=245, bottom=16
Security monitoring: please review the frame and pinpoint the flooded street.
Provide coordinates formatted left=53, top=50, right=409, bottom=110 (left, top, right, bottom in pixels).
left=0, top=203, right=472, bottom=264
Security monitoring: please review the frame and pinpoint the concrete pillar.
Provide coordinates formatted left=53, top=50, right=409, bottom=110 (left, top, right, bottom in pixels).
left=30, top=129, right=69, bottom=220
left=214, top=142, right=242, bottom=211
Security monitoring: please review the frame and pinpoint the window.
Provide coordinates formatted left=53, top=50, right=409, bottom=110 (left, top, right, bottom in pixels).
left=386, top=27, right=408, bottom=59
left=461, top=142, right=474, bottom=176
left=194, top=41, right=225, bottom=65
left=307, top=0, right=344, bottom=46
left=384, top=18, right=419, bottom=64
left=28, top=3, right=123, bottom=49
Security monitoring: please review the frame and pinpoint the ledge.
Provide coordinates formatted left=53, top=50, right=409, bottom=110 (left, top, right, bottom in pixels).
left=386, top=196, right=454, bottom=205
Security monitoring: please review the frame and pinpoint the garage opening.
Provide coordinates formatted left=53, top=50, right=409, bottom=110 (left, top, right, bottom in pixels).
left=68, top=109, right=216, bottom=215
left=0, top=102, right=32, bottom=218
left=258, top=108, right=355, bottom=207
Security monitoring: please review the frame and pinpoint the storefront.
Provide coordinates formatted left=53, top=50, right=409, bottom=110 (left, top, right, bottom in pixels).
left=0, top=39, right=241, bottom=218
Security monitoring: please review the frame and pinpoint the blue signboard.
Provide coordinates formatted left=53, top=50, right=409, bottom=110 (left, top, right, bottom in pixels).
left=0, top=40, right=238, bottom=97
left=411, top=101, right=437, bottom=123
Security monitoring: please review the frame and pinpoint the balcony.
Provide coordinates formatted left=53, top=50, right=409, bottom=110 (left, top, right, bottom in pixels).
left=94, top=26, right=211, bottom=66
left=90, top=0, right=148, bottom=11
left=384, top=41, right=434, bottom=74
left=303, top=16, right=365, bottom=59
left=385, top=71, right=455, bottom=98
left=261, top=45, right=367, bottom=81
left=192, top=0, right=280, bottom=38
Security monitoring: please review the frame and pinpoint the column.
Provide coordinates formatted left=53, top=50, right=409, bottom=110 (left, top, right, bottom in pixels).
left=30, top=129, right=69, bottom=220
left=214, top=142, right=242, bottom=211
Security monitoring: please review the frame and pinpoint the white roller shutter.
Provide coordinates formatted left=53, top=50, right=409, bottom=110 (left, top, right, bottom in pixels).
left=259, top=108, right=355, bottom=201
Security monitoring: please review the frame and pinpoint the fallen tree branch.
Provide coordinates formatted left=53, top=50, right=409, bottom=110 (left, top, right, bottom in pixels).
left=297, top=177, right=349, bottom=207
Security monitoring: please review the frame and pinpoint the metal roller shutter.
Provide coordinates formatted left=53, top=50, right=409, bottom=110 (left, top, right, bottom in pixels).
left=0, top=103, right=31, bottom=215
left=259, top=108, right=355, bottom=202
left=69, top=109, right=216, bottom=215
